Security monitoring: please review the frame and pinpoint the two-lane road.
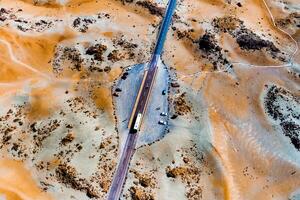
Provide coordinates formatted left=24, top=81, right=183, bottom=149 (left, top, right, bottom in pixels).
left=107, top=1, right=177, bottom=199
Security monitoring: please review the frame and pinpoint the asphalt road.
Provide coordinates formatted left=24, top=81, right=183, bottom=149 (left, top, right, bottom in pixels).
left=106, top=133, right=138, bottom=200
left=106, top=54, right=160, bottom=200
left=107, top=0, right=176, bottom=199
left=128, top=54, right=160, bottom=133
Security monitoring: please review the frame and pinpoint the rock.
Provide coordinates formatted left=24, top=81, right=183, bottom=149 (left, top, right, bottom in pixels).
left=115, top=88, right=122, bottom=92
left=60, top=133, right=75, bottom=145
left=171, top=82, right=180, bottom=88
left=86, top=44, right=108, bottom=62
left=129, top=187, right=154, bottom=200
left=136, top=1, right=164, bottom=17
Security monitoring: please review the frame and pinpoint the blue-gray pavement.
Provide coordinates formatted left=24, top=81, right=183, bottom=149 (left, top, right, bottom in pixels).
left=113, top=59, right=169, bottom=150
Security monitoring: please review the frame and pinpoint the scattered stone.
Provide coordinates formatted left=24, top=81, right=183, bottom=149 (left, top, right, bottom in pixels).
left=115, top=88, right=122, bottom=92
left=86, top=44, right=108, bottom=62
left=212, top=16, right=284, bottom=62
left=166, top=166, right=177, bottom=178
left=113, top=93, right=119, bottom=97
left=72, top=17, right=95, bottom=32
left=212, top=16, right=242, bottom=33
left=171, top=82, right=180, bottom=88
left=235, top=28, right=279, bottom=52
left=275, top=13, right=300, bottom=29
left=264, top=85, right=300, bottom=151
left=108, top=50, right=122, bottom=62
left=171, top=114, right=178, bottom=119
left=197, top=32, right=230, bottom=70
left=104, top=66, right=111, bottom=72
left=55, top=163, right=99, bottom=198
left=139, top=176, right=151, bottom=188
left=136, top=1, right=164, bottom=17
left=198, top=32, right=221, bottom=53
left=173, top=93, right=191, bottom=116
left=183, top=157, right=189, bottom=163
left=129, top=187, right=154, bottom=200
left=60, top=133, right=75, bottom=146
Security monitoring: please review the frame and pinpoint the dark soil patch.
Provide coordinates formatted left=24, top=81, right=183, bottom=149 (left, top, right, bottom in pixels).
left=136, top=1, right=164, bottom=17
left=173, top=92, right=191, bottom=116
left=275, top=12, right=300, bottom=29
left=60, top=133, right=75, bottom=146
left=235, top=28, right=279, bottom=52
left=86, top=44, right=108, bottom=62
left=53, top=47, right=84, bottom=72
left=107, top=50, right=123, bottom=62
left=264, top=85, right=300, bottom=151
left=197, top=32, right=230, bottom=70
left=129, top=186, right=154, bottom=200
left=73, top=17, right=96, bottom=33
left=212, top=16, right=286, bottom=61
left=198, top=32, right=221, bottom=53
left=212, top=16, right=243, bottom=33
left=55, top=163, right=99, bottom=198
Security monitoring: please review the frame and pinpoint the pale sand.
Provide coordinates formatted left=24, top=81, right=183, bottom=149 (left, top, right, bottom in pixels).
left=0, top=0, right=299, bottom=199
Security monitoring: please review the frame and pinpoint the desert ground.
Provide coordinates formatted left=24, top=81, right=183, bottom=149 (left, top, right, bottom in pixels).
left=0, top=0, right=299, bottom=199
